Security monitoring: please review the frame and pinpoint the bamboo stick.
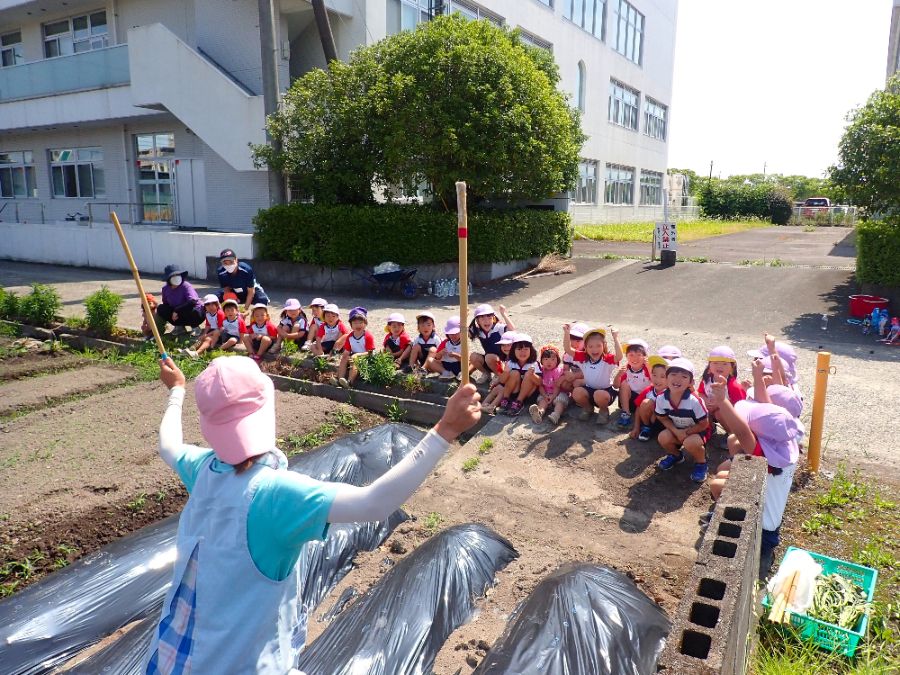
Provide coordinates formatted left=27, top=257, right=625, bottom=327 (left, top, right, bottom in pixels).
left=455, top=181, right=469, bottom=387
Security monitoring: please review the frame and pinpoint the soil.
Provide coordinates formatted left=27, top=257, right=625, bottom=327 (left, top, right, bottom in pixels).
left=304, top=418, right=718, bottom=674
left=0, top=350, right=88, bottom=381
left=0, top=364, right=135, bottom=416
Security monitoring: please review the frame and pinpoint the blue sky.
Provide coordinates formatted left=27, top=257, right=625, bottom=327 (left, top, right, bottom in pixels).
left=667, top=0, right=892, bottom=179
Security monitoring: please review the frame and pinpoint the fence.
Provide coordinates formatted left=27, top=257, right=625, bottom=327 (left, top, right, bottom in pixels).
left=0, top=200, right=45, bottom=224
left=570, top=204, right=700, bottom=226
left=791, top=206, right=857, bottom=226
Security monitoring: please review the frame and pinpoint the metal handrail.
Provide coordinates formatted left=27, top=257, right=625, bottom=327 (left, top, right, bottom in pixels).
left=0, top=200, right=45, bottom=224
left=87, top=202, right=177, bottom=226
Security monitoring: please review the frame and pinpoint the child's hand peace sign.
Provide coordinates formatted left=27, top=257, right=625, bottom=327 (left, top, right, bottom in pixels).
left=751, top=357, right=766, bottom=379
left=708, top=374, right=728, bottom=406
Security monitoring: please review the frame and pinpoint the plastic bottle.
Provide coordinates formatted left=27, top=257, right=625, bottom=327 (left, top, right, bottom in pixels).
left=467, top=281, right=473, bottom=295
left=435, top=279, right=444, bottom=298
left=821, top=314, right=828, bottom=331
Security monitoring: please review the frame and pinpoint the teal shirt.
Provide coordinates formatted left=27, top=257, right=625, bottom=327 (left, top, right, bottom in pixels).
left=173, top=445, right=338, bottom=581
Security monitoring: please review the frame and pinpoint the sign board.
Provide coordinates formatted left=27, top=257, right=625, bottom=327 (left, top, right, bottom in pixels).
left=655, top=221, right=677, bottom=251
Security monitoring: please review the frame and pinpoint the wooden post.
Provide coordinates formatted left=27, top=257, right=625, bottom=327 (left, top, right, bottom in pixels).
left=110, top=211, right=168, bottom=358
left=807, top=351, right=832, bottom=473
left=456, top=181, right=469, bottom=386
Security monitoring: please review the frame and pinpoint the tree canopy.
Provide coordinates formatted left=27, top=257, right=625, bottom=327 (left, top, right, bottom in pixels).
left=830, top=75, right=900, bottom=214
left=253, top=14, right=584, bottom=207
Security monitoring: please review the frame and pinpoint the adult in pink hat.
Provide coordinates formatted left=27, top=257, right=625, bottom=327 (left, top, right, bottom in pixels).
left=152, top=356, right=482, bottom=672
left=468, top=303, right=515, bottom=384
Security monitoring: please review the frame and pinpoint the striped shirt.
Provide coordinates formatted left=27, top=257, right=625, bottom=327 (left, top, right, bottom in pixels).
left=654, top=390, right=708, bottom=430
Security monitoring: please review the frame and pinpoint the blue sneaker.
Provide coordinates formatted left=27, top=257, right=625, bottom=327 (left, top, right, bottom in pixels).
left=638, top=425, right=653, bottom=442
left=657, top=451, right=685, bottom=471
left=691, top=462, right=709, bottom=483
left=616, top=411, right=632, bottom=428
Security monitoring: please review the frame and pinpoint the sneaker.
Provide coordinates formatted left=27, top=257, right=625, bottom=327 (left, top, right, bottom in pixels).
left=658, top=451, right=685, bottom=471
left=637, top=425, right=653, bottom=442
left=529, top=404, right=543, bottom=424
left=507, top=400, right=523, bottom=417
left=185, top=349, right=199, bottom=359
left=595, top=407, right=610, bottom=425
left=690, top=462, right=709, bottom=483
left=325, top=375, right=338, bottom=386
left=338, top=377, right=350, bottom=389
left=143, top=335, right=155, bottom=343
left=498, top=398, right=510, bottom=412
left=439, top=370, right=455, bottom=381
left=577, top=408, right=593, bottom=422
left=616, top=411, right=632, bottom=428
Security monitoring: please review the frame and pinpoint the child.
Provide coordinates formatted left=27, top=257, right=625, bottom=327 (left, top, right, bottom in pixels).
left=878, top=309, right=890, bottom=338
left=273, top=298, right=308, bottom=353
left=408, top=311, right=440, bottom=371
left=182, top=294, right=225, bottom=358
left=630, top=355, right=669, bottom=441
left=497, top=334, right=540, bottom=417
left=468, top=304, right=515, bottom=382
left=334, top=307, right=375, bottom=388
left=880, top=317, right=900, bottom=344
left=529, top=345, right=568, bottom=426
left=655, top=357, right=711, bottom=483
left=218, top=298, right=246, bottom=351
left=657, top=345, right=682, bottom=361
left=570, top=327, right=623, bottom=425
left=383, top=313, right=412, bottom=367
left=140, top=293, right=159, bottom=342
left=241, top=303, right=278, bottom=361
left=306, top=298, right=327, bottom=352
left=480, top=331, right=517, bottom=414
left=311, top=303, right=348, bottom=356
left=697, top=346, right=746, bottom=444
left=427, top=317, right=464, bottom=380
left=616, top=338, right=652, bottom=428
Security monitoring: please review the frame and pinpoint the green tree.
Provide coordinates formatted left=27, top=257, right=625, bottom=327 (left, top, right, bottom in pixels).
left=830, top=76, right=900, bottom=214
left=254, top=15, right=584, bottom=207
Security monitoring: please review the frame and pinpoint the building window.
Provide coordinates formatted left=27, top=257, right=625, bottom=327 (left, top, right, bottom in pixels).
left=43, top=10, right=108, bottom=58
left=1, top=31, right=24, bottom=67
left=518, top=29, right=552, bottom=51
left=640, top=170, right=663, bottom=205
left=576, top=61, right=586, bottom=112
left=572, top=160, right=597, bottom=204
left=605, top=163, right=634, bottom=204
left=613, top=0, right=644, bottom=65
left=562, top=0, right=606, bottom=39
left=0, top=151, right=37, bottom=198
left=535, top=0, right=553, bottom=6
left=644, top=97, right=667, bottom=140
left=50, top=148, right=105, bottom=198
left=608, top=79, right=639, bottom=130
left=398, top=0, right=502, bottom=31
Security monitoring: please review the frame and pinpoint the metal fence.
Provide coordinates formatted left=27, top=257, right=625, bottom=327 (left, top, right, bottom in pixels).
left=0, top=200, right=45, bottom=224
left=790, top=206, right=857, bottom=226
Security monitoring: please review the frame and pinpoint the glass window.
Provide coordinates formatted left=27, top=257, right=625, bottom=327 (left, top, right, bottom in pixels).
left=563, top=0, right=605, bottom=40
left=1, top=30, right=24, bottom=68
left=608, top=79, right=639, bottom=130
left=0, top=150, right=37, bottom=198
left=397, top=0, right=502, bottom=30
left=518, top=30, right=552, bottom=51
left=640, top=170, right=663, bottom=205
left=613, top=0, right=644, bottom=64
left=49, top=146, right=104, bottom=198
left=644, top=97, right=667, bottom=140
left=43, top=11, right=108, bottom=58
left=605, top=163, right=634, bottom=204
left=571, top=160, right=597, bottom=204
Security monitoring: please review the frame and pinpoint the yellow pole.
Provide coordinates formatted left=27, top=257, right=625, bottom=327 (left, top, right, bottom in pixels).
left=455, top=181, right=469, bottom=386
left=110, top=211, right=168, bottom=358
left=807, top=351, right=831, bottom=473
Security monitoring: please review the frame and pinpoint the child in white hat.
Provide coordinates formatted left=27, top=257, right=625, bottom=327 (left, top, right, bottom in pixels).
left=181, top=294, right=224, bottom=359
left=427, top=317, right=464, bottom=380
left=383, top=313, right=412, bottom=368
left=273, top=298, right=308, bottom=353
left=311, top=303, right=348, bottom=356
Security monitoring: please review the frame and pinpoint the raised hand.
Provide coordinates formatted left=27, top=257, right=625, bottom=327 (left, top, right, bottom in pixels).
left=159, top=357, right=186, bottom=390
left=434, top=384, right=481, bottom=442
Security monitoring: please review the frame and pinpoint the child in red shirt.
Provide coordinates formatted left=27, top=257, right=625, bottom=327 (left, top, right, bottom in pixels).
left=382, top=312, right=412, bottom=368
left=241, top=303, right=278, bottom=362
left=183, top=294, right=225, bottom=358
left=334, top=307, right=375, bottom=388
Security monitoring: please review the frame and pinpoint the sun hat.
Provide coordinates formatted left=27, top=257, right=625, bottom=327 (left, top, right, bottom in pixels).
left=323, top=303, right=340, bottom=315
left=444, top=316, right=461, bottom=335
left=249, top=302, right=268, bottom=311
left=283, top=298, right=302, bottom=311
left=219, top=248, right=237, bottom=260
left=569, top=322, right=589, bottom=339
left=473, top=304, right=495, bottom=318
left=195, top=356, right=276, bottom=465
left=386, top=312, right=406, bottom=325
left=582, top=327, right=607, bottom=341
left=666, top=357, right=696, bottom=378
left=647, top=355, right=668, bottom=370
left=416, top=311, right=436, bottom=322
left=163, top=263, right=187, bottom=280
left=202, top=294, right=220, bottom=305
left=623, top=338, right=649, bottom=353
left=764, top=384, right=803, bottom=418
left=707, top=345, right=736, bottom=363
left=657, top=345, right=682, bottom=361
left=734, top=400, right=803, bottom=468
left=222, top=298, right=239, bottom=308
left=513, top=333, right=533, bottom=345
left=757, top=342, right=799, bottom=385
left=497, top=330, right=519, bottom=345
left=348, top=306, right=368, bottom=322
left=309, top=297, right=327, bottom=307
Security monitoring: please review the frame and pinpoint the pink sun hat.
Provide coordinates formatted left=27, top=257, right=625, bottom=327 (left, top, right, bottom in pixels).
left=201, top=294, right=220, bottom=306
left=386, top=312, right=406, bottom=325
left=444, top=316, right=461, bottom=335
left=734, top=400, right=803, bottom=468
left=707, top=345, right=737, bottom=363
left=497, top=330, right=519, bottom=345
left=569, top=322, right=589, bottom=339
left=657, top=345, right=682, bottom=361
left=766, top=384, right=803, bottom=418
left=283, top=298, right=302, bottom=311
left=473, top=304, right=496, bottom=318
left=195, top=356, right=276, bottom=465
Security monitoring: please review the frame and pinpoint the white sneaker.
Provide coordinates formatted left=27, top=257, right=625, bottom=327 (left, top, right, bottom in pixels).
left=529, top=404, right=543, bottom=424
left=439, top=370, right=455, bottom=380
left=547, top=410, right=561, bottom=426
left=338, top=377, right=350, bottom=388
left=186, top=349, right=199, bottom=359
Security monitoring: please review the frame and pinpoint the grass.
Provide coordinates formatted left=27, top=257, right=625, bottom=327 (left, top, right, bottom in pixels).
left=0, top=321, right=21, bottom=338
left=739, top=258, right=788, bottom=267
left=283, top=422, right=338, bottom=457
left=127, top=493, right=147, bottom=513
left=79, top=344, right=208, bottom=381
left=386, top=400, right=407, bottom=423
left=461, top=457, right=480, bottom=473
left=575, top=218, right=768, bottom=243
left=333, top=405, right=360, bottom=432
left=422, top=512, right=443, bottom=535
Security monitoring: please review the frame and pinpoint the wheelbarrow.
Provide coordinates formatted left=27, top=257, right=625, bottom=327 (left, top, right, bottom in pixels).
left=345, top=266, right=419, bottom=299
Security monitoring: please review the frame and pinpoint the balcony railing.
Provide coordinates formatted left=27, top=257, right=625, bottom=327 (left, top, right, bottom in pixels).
left=0, top=44, right=130, bottom=102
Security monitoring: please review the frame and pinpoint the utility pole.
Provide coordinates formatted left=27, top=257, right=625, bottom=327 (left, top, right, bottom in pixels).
left=708, top=160, right=713, bottom=188
left=257, top=0, right=286, bottom=205
left=763, top=161, right=767, bottom=179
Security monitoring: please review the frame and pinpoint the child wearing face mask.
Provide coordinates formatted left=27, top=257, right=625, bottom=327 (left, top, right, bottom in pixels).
left=156, top=264, right=204, bottom=335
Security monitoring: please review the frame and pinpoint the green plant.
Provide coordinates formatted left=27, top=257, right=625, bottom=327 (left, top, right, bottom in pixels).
left=768, top=258, right=786, bottom=267
left=283, top=422, right=338, bottom=456
left=0, top=288, right=20, bottom=320
left=0, top=321, right=20, bottom=337
left=856, top=217, right=900, bottom=287
left=854, top=539, right=897, bottom=570
left=801, top=512, right=844, bottom=534
left=874, top=494, right=897, bottom=511
left=422, top=512, right=443, bottom=534
left=699, top=179, right=794, bottom=224
left=333, top=406, right=360, bottom=431
left=155, top=490, right=167, bottom=503
left=127, top=493, right=147, bottom=513
left=397, top=373, right=429, bottom=394
left=84, top=286, right=124, bottom=333
left=386, top=400, right=407, bottom=423
left=462, top=457, right=480, bottom=473
left=356, top=351, right=399, bottom=387
left=19, top=284, right=61, bottom=326
left=254, top=203, right=572, bottom=266
left=280, top=340, right=299, bottom=356
left=53, top=557, right=69, bottom=570
left=312, top=355, right=330, bottom=373
left=478, top=438, right=493, bottom=455
left=57, top=543, right=78, bottom=556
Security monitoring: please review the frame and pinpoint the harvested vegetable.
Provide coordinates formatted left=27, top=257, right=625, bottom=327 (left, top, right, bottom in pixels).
left=808, top=573, right=869, bottom=630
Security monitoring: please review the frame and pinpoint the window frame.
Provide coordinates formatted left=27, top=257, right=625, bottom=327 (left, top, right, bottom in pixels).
left=608, top=78, right=640, bottom=131
left=49, top=147, right=105, bottom=199
left=398, top=0, right=503, bottom=29
left=0, top=151, right=37, bottom=199
left=42, top=9, right=109, bottom=59
left=563, top=0, right=606, bottom=40
left=518, top=28, right=553, bottom=51
left=639, top=169, right=663, bottom=206
left=643, top=97, right=667, bottom=141
left=604, top=163, right=635, bottom=205
left=571, top=159, right=598, bottom=205
left=613, top=0, right=644, bottom=65
left=1, top=30, right=24, bottom=68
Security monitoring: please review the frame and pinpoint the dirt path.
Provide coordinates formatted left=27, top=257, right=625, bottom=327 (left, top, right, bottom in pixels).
left=0, top=364, right=135, bottom=416
left=305, top=418, right=714, bottom=673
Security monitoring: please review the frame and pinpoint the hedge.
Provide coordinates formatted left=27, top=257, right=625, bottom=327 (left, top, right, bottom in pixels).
left=699, top=182, right=793, bottom=225
left=857, top=217, right=900, bottom=287
left=253, top=203, right=572, bottom=266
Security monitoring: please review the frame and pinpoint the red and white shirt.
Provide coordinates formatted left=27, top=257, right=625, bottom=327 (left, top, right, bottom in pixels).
left=698, top=376, right=746, bottom=412
left=437, top=337, right=462, bottom=364
left=635, top=385, right=667, bottom=407
left=384, top=332, right=412, bottom=355
left=415, top=332, right=440, bottom=351
left=620, top=364, right=651, bottom=392
left=221, top=315, right=247, bottom=339
left=344, top=330, right=376, bottom=354
left=250, top=321, right=278, bottom=339
left=318, top=321, right=348, bottom=343
left=575, top=352, right=616, bottom=389
left=279, top=314, right=307, bottom=333
left=508, top=359, right=540, bottom=374
left=205, top=309, right=225, bottom=331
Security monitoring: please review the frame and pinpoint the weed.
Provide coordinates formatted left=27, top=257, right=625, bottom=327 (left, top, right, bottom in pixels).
left=57, top=543, right=78, bottom=556
left=284, top=422, right=338, bottom=456
left=386, top=400, right=407, bottom=423
left=803, top=224, right=817, bottom=232
left=769, top=258, right=786, bottom=267
left=854, top=539, right=897, bottom=570
left=601, top=253, right=625, bottom=260
left=801, top=512, right=843, bottom=534
left=874, top=494, right=897, bottom=511
left=478, top=438, right=493, bottom=455
left=462, top=457, right=480, bottom=473
left=81, top=344, right=207, bottom=381
left=312, top=355, right=330, bottom=373
left=422, top=512, right=443, bottom=534
left=356, top=351, right=398, bottom=387
left=815, top=464, right=868, bottom=509
left=53, top=557, right=69, bottom=570
left=64, top=315, right=88, bottom=330
left=155, top=490, right=167, bottom=503
left=19, top=283, right=61, bottom=326
left=0, top=581, right=20, bottom=597
left=280, top=340, right=299, bottom=356
left=333, top=406, right=360, bottom=431
left=127, top=493, right=147, bottom=513
left=680, top=256, right=710, bottom=263
left=398, top=373, right=428, bottom=394
left=0, top=320, right=21, bottom=337
left=0, top=288, right=20, bottom=320
left=846, top=508, right=868, bottom=522
left=84, top=286, right=124, bottom=333
left=739, top=259, right=765, bottom=266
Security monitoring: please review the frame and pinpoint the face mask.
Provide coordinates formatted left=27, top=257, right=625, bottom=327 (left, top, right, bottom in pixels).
left=169, top=275, right=182, bottom=286
left=224, top=263, right=237, bottom=273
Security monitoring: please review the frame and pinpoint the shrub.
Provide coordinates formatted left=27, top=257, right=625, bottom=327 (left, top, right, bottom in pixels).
left=857, top=217, right=900, bottom=286
left=768, top=186, right=794, bottom=226
left=84, top=286, right=124, bottom=333
left=0, top=288, right=20, bottom=320
left=700, top=181, right=794, bottom=224
left=19, top=284, right=61, bottom=326
left=355, top=351, right=399, bottom=387
left=254, top=203, right=571, bottom=266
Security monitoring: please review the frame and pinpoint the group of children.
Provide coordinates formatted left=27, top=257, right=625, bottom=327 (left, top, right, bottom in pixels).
left=860, top=307, right=900, bottom=344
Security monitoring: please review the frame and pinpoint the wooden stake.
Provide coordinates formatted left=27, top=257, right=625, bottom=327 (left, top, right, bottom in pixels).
left=110, top=212, right=168, bottom=358
left=455, top=181, right=469, bottom=386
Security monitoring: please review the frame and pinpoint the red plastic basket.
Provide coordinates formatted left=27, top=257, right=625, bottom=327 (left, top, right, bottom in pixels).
left=848, top=294, right=888, bottom=319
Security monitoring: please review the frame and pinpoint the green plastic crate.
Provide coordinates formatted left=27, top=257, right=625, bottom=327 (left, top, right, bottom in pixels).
left=762, top=546, right=878, bottom=658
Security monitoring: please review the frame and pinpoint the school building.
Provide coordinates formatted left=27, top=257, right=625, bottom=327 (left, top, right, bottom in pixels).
left=0, top=0, right=678, bottom=278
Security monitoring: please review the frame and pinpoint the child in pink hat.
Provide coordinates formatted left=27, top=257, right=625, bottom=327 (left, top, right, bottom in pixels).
left=151, top=356, right=482, bottom=671
left=273, top=298, right=308, bottom=354
left=468, top=303, right=515, bottom=383
left=480, top=330, right=518, bottom=414
left=428, top=316, right=464, bottom=380
left=383, top=312, right=412, bottom=368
